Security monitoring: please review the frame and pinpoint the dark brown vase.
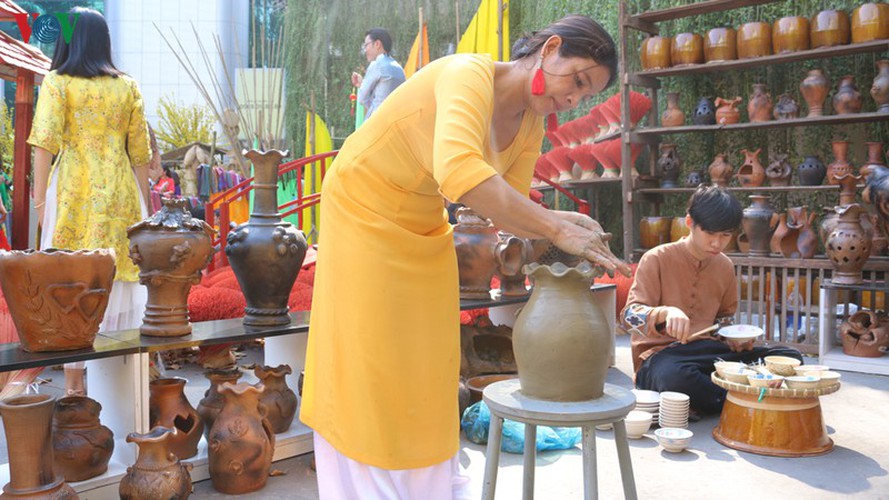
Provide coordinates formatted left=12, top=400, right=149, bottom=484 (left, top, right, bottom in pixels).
left=119, top=427, right=193, bottom=500
left=149, top=377, right=204, bottom=460
left=0, top=249, right=115, bottom=352
left=840, top=310, right=889, bottom=357
left=254, top=364, right=298, bottom=434
left=811, top=9, right=851, bottom=48
left=747, top=84, right=773, bottom=122
left=827, top=140, right=853, bottom=185
left=851, top=3, right=889, bottom=43
left=766, top=153, right=792, bottom=186
left=772, top=16, right=810, bottom=53
left=704, top=27, right=737, bottom=62
left=708, top=153, right=734, bottom=187
left=715, top=96, right=742, bottom=124
left=737, top=22, right=772, bottom=59
left=742, top=195, right=776, bottom=256
left=494, top=232, right=532, bottom=297
left=208, top=382, right=275, bottom=494
left=225, top=149, right=307, bottom=327
left=0, top=394, right=78, bottom=499
left=800, top=69, right=829, bottom=117
left=196, top=368, right=243, bottom=439
left=736, top=148, right=765, bottom=187
left=833, top=75, right=863, bottom=114
left=871, top=60, right=889, bottom=112
left=670, top=217, right=691, bottom=242
left=640, top=36, right=671, bottom=70
left=671, top=33, right=704, bottom=66
left=773, top=94, right=800, bottom=120
left=656, top=143, right=681, bottom=188
left=127, top=198, right=215, bottom=337
left=639, top=216, right=672, bottom=249
left=791, top=207, right=819, bottom=259
left=53, top=396, right=114, bottom=483
left=826, top=204, right=872, bottom=285
left=454, top=207, right=499, bottom=300
left=769, top=213, right=798, bottom=257
left=661, top=92, right=685, bottom=127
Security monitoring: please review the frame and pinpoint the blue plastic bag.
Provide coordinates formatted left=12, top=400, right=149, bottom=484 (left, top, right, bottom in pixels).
left=461, top=401, right=582, bottom=454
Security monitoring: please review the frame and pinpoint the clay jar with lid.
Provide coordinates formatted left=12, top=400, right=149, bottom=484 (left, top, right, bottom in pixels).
left=737, top=22, right=772, bottom=58
left=704, top=27, right=737, bottom=62
left=53, top=396, right=115, bottom=482
left=671, top=33, right=704, bottom=66
left=772, top=16, right=810, bottom=53
left=810, top=9, right=851, bottom=48
left=851, top=3, right=889, bottom=43
left=872, top=60, right=889, bottom=112
left=640, top=36, right=671, bottom=70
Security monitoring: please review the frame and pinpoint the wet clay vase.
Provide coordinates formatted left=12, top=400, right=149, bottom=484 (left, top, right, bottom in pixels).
left=851, top=3, right=889, bottom=43
left=254, top=364, right=298, bottom=434
left=737, top=22, right=772, bottom=59
left=639, top=216, right=672, bottom=249
left=495, top=232, right=532, bottom=297
left=208, top=382, right=275, bottom=494
left=840, top=310, right=889, bottom=357
left=827, top=140, right=854, bottom=185
left=513, top=262, right=611, bottom=401
left=149, top=377, right=204, bottom=460
left=119, top=427, right=193, bottom=500
left=742, top=195, right=776, bottom=256
left=800, top=69, right=829, bottom=117
left=736, top=148, right=765, bottom=187
left=766, top=153, right=792, bottom=186
left=692, top=97, right=716, bottom=125
left=704, top=27, right=737, bottom=62
left=810, top=9, right=851, bottom=48
left=871, top=60, right=889, bottom=112
left=453, top=207, right=499, bottom=300
left=656, top=143, right=681, bottom=188
left=670, top=217, right=691, bottom=242
left=661, top=92, right=685, bottom=127
left=640, top=36, right=671, bottom=70
left=0, top=249, right=115, bottom=352
left=684, top=169, right=705, bottom=187
left=773, top=94, right=800, bottom=120
left=226, top=149, right=307, bottom=327
left=671, top=33, right=704, bottom=66
left=770, top=213, right=797, bottom=256
left=715, top=96, right=742, bottom=124
left=0, top=394, right=78, bottom=499
left=826, top=204, right=872, bottom=285
left=708, top=153, right=734, bottom=187
left=798, top=155, right=827, bottom=185
left=196, top=368, right=243, bottom=439
left=127, top=198, right=215, bottom=337
left=792, top=207, right=819, bottom=259
left=833, top=75, right=863, bottom=114
left=52, top=396, right=114, bottom=482
left=772, top=16, right=810, bottom=53
left=747, top=84, right=773, bottom=122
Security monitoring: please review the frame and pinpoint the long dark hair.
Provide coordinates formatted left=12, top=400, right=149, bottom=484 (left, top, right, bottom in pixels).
left=50, top=7, right=123, bottom=78
left=512, top=15, right=618, bottom=90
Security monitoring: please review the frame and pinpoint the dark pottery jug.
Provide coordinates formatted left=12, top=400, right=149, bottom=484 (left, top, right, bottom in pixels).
left=742, top=195, right=776, bottom=256
left=692, top=97, right=716, bottom=125
left=149, top=377, right=204, bottom=460
left=453, top=207, right=499, bottom=300
left=119, top=427, right=193, bottom=500
left=656, top=143, right=681, bottom=188
left=53, top=396, right=114, bottom=482
left=800, top=69, right=829, bottom=117
left=196, top=368, right=243, bottom=439
left=254, top=364, right=298, bottom=434
left=773, top=94, right=800, bottom=120
left=833, top=75, right=863, bottom=114
left=798, top=155, right=827, bottom=186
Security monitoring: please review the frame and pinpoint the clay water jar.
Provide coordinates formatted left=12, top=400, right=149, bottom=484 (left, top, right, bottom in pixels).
left=747, top=84, right=773, bottom=122
left=671, top=33, right=704, bottom=66
left=742, top=195, right=776, bottom=256
left=833, top=75, right=863, bottom=114
left=708, top=153, right=734, bottom=187
left=119, top=427, right=193, bottom=500
left=53, top=396, right=114, bottom=482
left=715, top=96, right=742, bottom=124
left=670, top=217, right=691, bottom=242
left=737, top=22, right=772, bottom=59
left=149, top=377, right=204, bottom=460
left=196, top=368, right=243, bottom=439
left=772, top=16, right=810, bottom=53
left=454, top=207, right=499, bottom=300
left=827, top=140, right=853, bottom=185
left=254, top=364, right=298, bottom=434
left=851, top=3, right=889, bottom=43
left=798, top=155, right=827, bottom=185
left=810, top=9, right=851, bottom=48
left=640, top=36, right=672, bottom=70
left=826, top=204, right=872, bottom=285
left=736, top=148, right=765, bottom=187
left=766, top=153, right=792, bottom=186
left=704, top=27, right=737, bottom=62
left=873, top=60, right=889, bottom=112
left=639, top=216, right=672, bottom=249
left=800, top=69, right=829, bottom=117
left=661, top=91, right=685, bottom=127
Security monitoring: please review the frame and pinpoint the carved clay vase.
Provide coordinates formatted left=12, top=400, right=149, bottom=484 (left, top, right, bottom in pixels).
left=453, top=207, right=499, bottom=300
left=798, top=155, right=827, bottom=185
left=826, top=204, right=872, bottom=285
left=639, top=216, right=672, bottom=249
left=684, top=169, right=704, bottom=187
left=793, top=207, right=819, bottom=259
left=149, top=377, right=204, bottom=460
left=119, top=427, right=193, bottom=500
left=226, top=149, right=307, bottom=327
left=692, top=97, right=716, bottom=125
left=833, top=75, right=863, bottom=114
left=495, top=232, right=532, bottom=297
left=715, top=96, right=742, bottom=124
left=837, top=172, right=864, bottom=205
left=208, top=382, right=275, bottom=494
left=766, top=153, right=792, bottom=186
left=811, top=9, right=851, bottom=48
left=0, top=394, right=78, bottom=499
left=656, top=143, right=681, bottom=188
left=671, top=33, right=704, bottom=66
left=827, top=140, right=853, bottom=185
left=670, top=217, right=691, bottom=242
left=513, top=262, right=611, bottom=401
left=769, top=213, right=797, bottom=256
left=773, top=94, right=800, bottom=120
left=708, top=153, right=734, bottom=187
left=742, top=195, right=776, bottom=256
left=196, top=368, right=243, bottom=439
left=747, top=84, right=773, bottom=122
left=254, top=364, right=298, bottom=434
left=640, top=36, right=671, bottom=70
left=53, top=396, right=114, bottom=482
left=661, top=92, right=685, bottom=127
left=800, top=69, right=829, bottom=117
left=772, top=16, right=810, bottom=53
left=127, top=198, right=215, bottom=337
left=840, top=310, right=889, bottom=357
left=704, top=27, right=737, bottom=62
left=736, top=148, right=765, bottom=187
left=0, top=249, right=115, bottom=352
left=737, top=21, right=772, bottom=59
left=871, top=60, right=889, bottom=112
left=851, top=3, right=889, bottom=43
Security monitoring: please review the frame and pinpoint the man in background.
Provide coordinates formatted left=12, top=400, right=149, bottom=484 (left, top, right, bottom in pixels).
left=352, top=28, right=406, bottom=121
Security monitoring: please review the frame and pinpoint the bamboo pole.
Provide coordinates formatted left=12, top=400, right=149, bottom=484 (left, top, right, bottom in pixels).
left=417, top=7, right=424, bottom=73
left=497, top=0, right=503, bottom=61
left=455, top=1, right=461, bottom=46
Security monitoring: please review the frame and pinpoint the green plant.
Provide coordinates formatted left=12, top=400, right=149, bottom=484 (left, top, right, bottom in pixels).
left=155, top=96, right=215, bottom=151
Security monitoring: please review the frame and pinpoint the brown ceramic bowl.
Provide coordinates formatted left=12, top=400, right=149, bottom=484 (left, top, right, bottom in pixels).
left=810, top=9, right=851, bottom=48
left=737, top=22, right=772, bottom=58
left=851, top=3, right=889, bottom=43
left=671, top=33, right=704, bottom=66
left=467, top=374, right=518, bottom=404
left=640, top=36, right=672, bottom=70
left=704, top=27, right=737, bottom=62
left=772, top=16, right=810, bottom=53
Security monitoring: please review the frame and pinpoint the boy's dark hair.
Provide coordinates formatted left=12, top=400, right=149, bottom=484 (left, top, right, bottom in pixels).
left=687, top=185, right=742, bottom=232
left=365, top=28, right=393, bottom=53
left=51, top=7, right=123, bottom=78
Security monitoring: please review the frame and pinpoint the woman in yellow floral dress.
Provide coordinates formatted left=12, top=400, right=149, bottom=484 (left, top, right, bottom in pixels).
left=28, top=8, right=151, bottom=394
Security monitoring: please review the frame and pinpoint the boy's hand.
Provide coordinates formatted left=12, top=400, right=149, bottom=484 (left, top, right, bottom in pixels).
left=659, top=306, right=691, bottom=342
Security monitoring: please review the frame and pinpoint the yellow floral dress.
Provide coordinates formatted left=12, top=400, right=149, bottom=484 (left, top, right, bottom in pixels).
left=28, top=71, right=151, bottom=282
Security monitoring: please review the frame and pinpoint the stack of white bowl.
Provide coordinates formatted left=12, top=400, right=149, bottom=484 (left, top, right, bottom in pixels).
left=658, top=391, right=690, bottom=428
left=631, top=389, right=660, bottom=423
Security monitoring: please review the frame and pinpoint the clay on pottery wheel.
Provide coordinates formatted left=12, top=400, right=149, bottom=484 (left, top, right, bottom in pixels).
left=800, top=69, right=829, bottom=117
left=119, top=427, right=193, bottom=500
left=453, top=207, right=500, bottom=300
left=53, top=396, right=114, bottom=482
left=149, top=377, right=204, bottom=460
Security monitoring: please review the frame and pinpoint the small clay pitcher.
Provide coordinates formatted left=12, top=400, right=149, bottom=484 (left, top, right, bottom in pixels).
left=773, top=94, right=800, bottom=120
left=149, top=377, right=204, bottom=460
left=810, top=9, right=851, bottom=48
left=800, top=69, right=829, bottom=117
left=692, top=97, right=716, bottom=125
left=871, top=60, right=889, bottom=112
left=495, top=232, right=532, bottom=297
left=53, top=396, right=114, bottom=482
left=798, top=155, right=827, bottom=185
left=715, top=96, right=742, bottom=124
left=671, top=33, right=704, bottom=66
left=826, top=204, right=872, bottom=285
left=639, top=216, right=672, bottom=249
left=656, top=143, right=681, bottom=188
left=833, top=75, right=863, bottom=115
left=742, top=195, right=776, bottom=256
left=766, top=153, right=792, bottom=186
left=747, top=84, right=773, bottom=122
left=119, top=427, right=193, bottom=500
left=772, top=16, right=810, bottom=53
left=254, top=364, right=298, bottom=434
left=793, top=207, right=819, bottom=259
left=769, top=213, right=797, bottom=257
left=704, top=27, right=737, bottom=62
left=661, top=92, right=685, bottom=127
left=827, top=140, right=853, bottom=185
left=737, top=21, right=772, bottom=59
left=454, top=207, right=499, bottom=300
left=736, top=148, right=765, bottom=187
left=851, top=3, right=889, bottom=43
left=670, top=216, right=691, bottom=242
left=197, top=368, right=243, bottom=439
left=640, top=36, right=672, bottom=70
left=708, top=153, right=734, bottom=187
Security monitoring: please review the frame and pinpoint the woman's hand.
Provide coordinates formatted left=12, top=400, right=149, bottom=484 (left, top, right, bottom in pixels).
left=551, top=211, right=632, bottom=276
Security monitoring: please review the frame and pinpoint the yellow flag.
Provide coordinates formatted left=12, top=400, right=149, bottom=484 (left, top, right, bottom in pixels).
left=303, top=111, right=333, bottom=244
left=404, top=23, right=430, bottom=78
left=456, top=0, right=510, bottom=61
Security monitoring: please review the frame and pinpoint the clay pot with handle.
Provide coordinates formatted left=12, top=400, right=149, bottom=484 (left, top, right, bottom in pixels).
left=715, top=96, right=742, bottom=124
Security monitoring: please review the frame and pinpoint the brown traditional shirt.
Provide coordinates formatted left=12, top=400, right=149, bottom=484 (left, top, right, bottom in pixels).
left=621, top=239, right=738, bottom=373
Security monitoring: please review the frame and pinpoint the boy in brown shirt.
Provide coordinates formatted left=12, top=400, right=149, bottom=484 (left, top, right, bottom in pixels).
left=621, top=186, right=801, bottom=414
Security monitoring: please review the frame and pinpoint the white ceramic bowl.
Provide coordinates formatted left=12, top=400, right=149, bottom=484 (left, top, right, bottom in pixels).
left=794, top=365, right=830, bottom=378
left=748, top=373, right=785, bottom=388
left=717, top=324, right=764, bottom=341
left=626, top=410, right=653, bottom=423
left=785, top=375, right=820, bottom=390
left=660, top=391, right=691, bottom=403
left=655, top=427, right=693, bottom=452
left=632, top=389, right=660, bottom=406
left=817, top=371, right=841, bottom=388
left=625, top=421, right=652, bottom=439
left=723, top=368, right=757, bottom=384
left=714, top=361, right=746, bottom=378
left=764, top=355, right=802, bottom=376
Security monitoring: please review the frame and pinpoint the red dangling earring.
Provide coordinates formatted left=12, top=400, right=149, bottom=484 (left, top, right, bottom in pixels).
left=531, top=59, right=545, bottom=96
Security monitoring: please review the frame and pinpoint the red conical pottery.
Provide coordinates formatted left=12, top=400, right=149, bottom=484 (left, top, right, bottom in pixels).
left=453, top=207, right=499, bottom=300
left=747, top=84, right=773, bottom=122
left=196, top=368, right=243, bottom=439
left=800, top=69, right=829, bottom=117
left=254, top=364, right=298, bottom=434
left=872, top=60, right=889, bottom=113
left=127, top=198, right=215, bottom=337
left=826, top=204, right=872, bottom=285
left=736, top=148, right=765, bottom=187
left=225, top=149, right=307, bottom=327
left=742, top=195, right=776, bottom=256
left=832, top=75, right=863, bottom=115
left=149, top=377, right=204, bottom=460
left=53, top=396, right=114, bottom=482
left=119, top=427, right=193, bottom=500
left=827, top=141, right=853, bottom=185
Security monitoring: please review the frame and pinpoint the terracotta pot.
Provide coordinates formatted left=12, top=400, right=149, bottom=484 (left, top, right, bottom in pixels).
left=851, top=3, right=889, bottom=43
left=495, top=232, right=532, bottom=297
left=0, top=394, right=78, bottom=499
left=708, top=153, right=734, bottom=187
left=770, top=213, right=797, bottom=257
left=715, top=96, right=742, bottom=124
left=692, top=97, right=716, bottom=125
left=747, top=84, right=773, bottom=122
left=811, top=9, right=851, bottom=48
left=773, top=94, right=800, bottom=120
left=208, top=382, right=275, bottom=494
left=53, top=396, right=114, bottom=482
left=837, top=171, right=864, bottom=205
left=736, top=148, right=765, bottom=187
left=833, top=75, right=863, bottom=114
left=742, top=195, right=776, bottom=256
left=684, top=169, right=705, bottom=187
left=790, top=207, right=819, bottom=259
left=656, top=143, right=681, bottom=188
left=772, top=16, right=810, bottom=53
left=798, top=155, right=827, bottom=186
left=226, top=149, right=307, bottom=327
left=0, top=249, right=115, bottom=352
left=513, top=262, right=611, bottom=401
left=840, top=310, right=889, bottom=357
left=871, top=60, right=889, bottom=112
left=661, top=91, right=685, bottom=127
left=639, top=216, right=672, bottom=249
left=254, top=364, right=298, bottom=434
left=453, top=207, right=499, bottom=300
left=826, top=204, right=872, bottom=285
left=704, top=27, right=737, bottom=62
left=800, top=69, right=830, bottom=117
left=827, top=140, right=853, bottom=185
left=127, top=198, right=215, bottom=337
left=640, top=36, right=671, bottom=70
left=670, top=217, right=691, bottom=242
left=766, top=153, right=792, bottom=186
left=119, top=427, right=193, bottom=500
left=671, top=33, right=704, bottom=66
left=196, top=368, right=243, bottom=439
left=737, top=22, right=772, bottom=59
left=149, top=377, right=204, bottom=460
